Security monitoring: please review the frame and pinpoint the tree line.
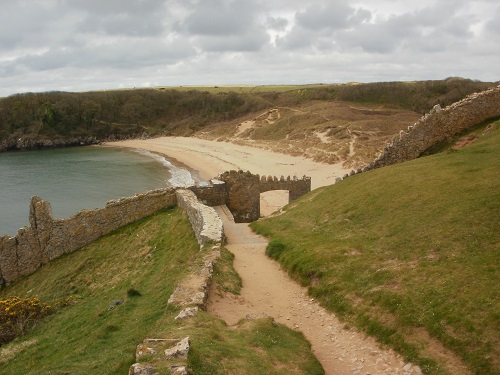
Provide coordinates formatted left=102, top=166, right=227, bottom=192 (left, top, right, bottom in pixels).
left=0, top=78, right=496, bottom=150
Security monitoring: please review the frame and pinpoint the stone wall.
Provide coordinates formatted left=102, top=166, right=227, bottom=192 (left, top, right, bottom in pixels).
left=0, top=171, right=310, bottom=285
left=259, top=174, right=312, bottom=201
left=218, top=170, right=312, bottom=222
left=175, top=189, right=224, bottom=246
left=365, top=85, right=500, bottom=171
left=0, top=189, right=177, bottom=285
left=187, top=180, right=227, bottom=207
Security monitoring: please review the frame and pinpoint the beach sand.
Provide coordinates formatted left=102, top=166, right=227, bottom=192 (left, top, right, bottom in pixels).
left=104, top=137, right=350, bottom=216
left=104, top=136, right=349, bottom=190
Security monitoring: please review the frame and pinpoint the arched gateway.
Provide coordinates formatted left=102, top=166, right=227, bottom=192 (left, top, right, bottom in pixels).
left=216, top=170, right=311, bottom=223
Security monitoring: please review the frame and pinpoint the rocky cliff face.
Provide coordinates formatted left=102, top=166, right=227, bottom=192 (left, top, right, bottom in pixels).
left=0, top=136, right=101, bottom=152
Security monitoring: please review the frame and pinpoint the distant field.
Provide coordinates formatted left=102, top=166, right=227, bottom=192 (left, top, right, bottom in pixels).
left=252, top=120, right=500, bottom=375
left=153, top=83, right=330, bottom=94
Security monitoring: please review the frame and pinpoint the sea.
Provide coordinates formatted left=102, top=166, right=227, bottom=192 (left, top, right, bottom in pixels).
left=0, top=146, right=197, bottom=236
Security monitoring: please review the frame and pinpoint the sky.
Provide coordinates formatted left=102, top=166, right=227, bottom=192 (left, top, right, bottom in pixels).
left=1, top=0, right=499, bottom=97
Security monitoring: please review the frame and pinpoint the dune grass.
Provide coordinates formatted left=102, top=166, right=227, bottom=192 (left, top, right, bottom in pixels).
left=0, top=207, right=322, bottom=374
left=251, top=120, right=500, bottom=374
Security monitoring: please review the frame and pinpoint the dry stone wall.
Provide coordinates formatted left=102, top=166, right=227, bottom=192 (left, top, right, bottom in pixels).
left=187, top=179, right=227, bottom=207
left=175, top=189, right=224, bottom=246
left=0, top=172, right=310, bottom=285
left=0, top=189, right=177, bottom=285
left=365, top=85, right=500, bottom=170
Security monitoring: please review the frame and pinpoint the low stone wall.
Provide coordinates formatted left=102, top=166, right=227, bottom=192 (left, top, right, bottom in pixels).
left=0, top=171, right=310, bottom=285
left=0, top=189, right=177, bottom=285
left=187, top=179, right=227, bottom=207
left=365, top=85, right=500, bottom=170
left=134, top=193, right=226, bottom=375
left=175, top=189, right=224, bottom=247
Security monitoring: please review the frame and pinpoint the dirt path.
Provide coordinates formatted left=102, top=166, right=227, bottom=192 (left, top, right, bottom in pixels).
left=207, top=206, right=421, bottom=375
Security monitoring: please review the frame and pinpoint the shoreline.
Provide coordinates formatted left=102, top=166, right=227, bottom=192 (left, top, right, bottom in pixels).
left=102, top=137, right=350, bottom=190
left=100, top=144, right=205, bottom=185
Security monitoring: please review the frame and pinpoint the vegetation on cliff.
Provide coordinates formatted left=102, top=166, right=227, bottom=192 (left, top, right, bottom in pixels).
left=251, top=120, right=500, bottom=375
left=0, top=207, right=322, bottom=374
left=0, top=78, right=495, bottom=152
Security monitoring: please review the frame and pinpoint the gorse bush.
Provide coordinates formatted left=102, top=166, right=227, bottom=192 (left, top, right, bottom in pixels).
left=0, top=297, right=52, bottom=345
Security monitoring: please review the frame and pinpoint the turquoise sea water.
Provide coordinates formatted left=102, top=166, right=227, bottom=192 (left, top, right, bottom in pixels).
left=0, top=146, right=194, bottom=236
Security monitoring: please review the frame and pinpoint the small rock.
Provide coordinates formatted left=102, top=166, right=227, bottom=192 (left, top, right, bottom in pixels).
left=165, top=337, right=190, bottom=359
left=128, top=363, right=156, bottom=375
left=175, top=307, right=199, bottom=320
left=170, top=365, right=188, bottom=375
left=403, top=363, right=412, bottom=371
left=136, top=344, right=157, bottom=361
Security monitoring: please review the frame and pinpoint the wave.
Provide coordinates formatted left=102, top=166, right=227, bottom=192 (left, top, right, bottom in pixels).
left=133, top=149, right=197, bottom=188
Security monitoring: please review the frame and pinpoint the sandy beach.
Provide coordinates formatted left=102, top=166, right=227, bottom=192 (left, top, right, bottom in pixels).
left=104, top=136, right=350, bottom=190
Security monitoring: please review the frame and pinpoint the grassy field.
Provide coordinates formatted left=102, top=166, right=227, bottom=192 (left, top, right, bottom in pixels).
left=0, top=207, right=322, bottom=374
left=251, top=120, right=500, bottom=374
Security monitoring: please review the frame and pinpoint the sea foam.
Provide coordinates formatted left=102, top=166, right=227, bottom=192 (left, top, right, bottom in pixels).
left=133, top=149, right=197, bottom=188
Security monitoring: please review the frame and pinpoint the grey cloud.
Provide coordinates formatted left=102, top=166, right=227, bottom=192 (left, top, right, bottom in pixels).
left=67, top=0, right=167, bottom=17
left=275, top=26, right=316, bottom=50
left=76, top=13, right=165, bottom=37
left=183, top=0, right=260, bottom=36
left=0, top=0, right=498, bottom=97
left=266, top=16, right=288, bottom=31
left=295, top=1, right=361, bottom=31
left=180, top=0, right=270, bottom=52
left=195, top=31, right=269, bottom=52
left=338, top=3, right=477, bottom=54
left=277, top=2, right=372, bottom=50
left=70, top=0, right=168, bottom=37
left=0, top=2, right=64, bottom=48
left=485, top=6, right=500, bottom=35
left=4, top=37, right=195, bottom=76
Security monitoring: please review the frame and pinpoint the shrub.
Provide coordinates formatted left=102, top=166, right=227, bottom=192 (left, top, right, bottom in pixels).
left=0, top=297, right=52, bottom=345
left=127, top=288, right=142, bottom=297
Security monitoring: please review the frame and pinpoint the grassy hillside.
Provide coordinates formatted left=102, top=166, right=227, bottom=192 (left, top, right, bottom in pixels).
left=0, top=208, right=323, bottom=374
left=251, top=120, right=500, bottom=374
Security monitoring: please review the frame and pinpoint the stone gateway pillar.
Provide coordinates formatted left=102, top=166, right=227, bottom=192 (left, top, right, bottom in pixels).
left=219, top=171, right=261, bottom=222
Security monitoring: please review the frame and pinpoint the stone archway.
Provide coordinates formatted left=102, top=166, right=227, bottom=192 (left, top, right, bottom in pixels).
left=260, top=190, right=289, bottom=217
left=217, top=171, right=311, bottom=223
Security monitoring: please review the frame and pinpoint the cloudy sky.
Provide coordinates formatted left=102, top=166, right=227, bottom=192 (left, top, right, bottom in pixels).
left=1, top=0, right=498, bottom=97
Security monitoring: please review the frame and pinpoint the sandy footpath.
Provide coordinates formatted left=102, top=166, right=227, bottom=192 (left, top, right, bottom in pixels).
left=208, top=206, right=418, bottom=375
left=103, top=136, right=349, bottom=189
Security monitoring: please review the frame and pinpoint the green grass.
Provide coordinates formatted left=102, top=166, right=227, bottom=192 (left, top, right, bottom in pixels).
left=0, top=207, right=200, bottom=374
left=0, top=207, right=323, bottom=374
left=211, top=247, right=243, bottom=295
left=251, top=120, right=500, bottom=374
